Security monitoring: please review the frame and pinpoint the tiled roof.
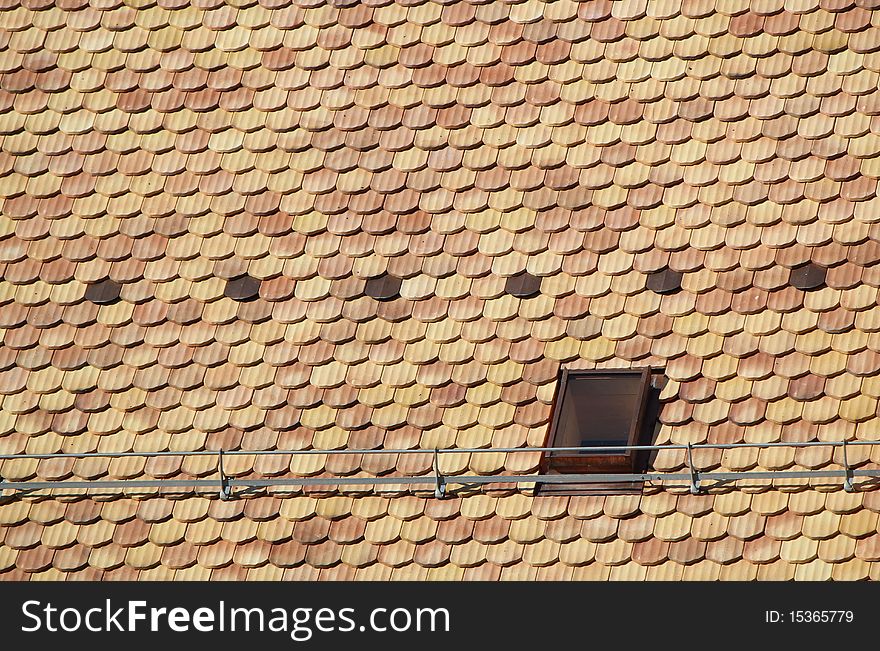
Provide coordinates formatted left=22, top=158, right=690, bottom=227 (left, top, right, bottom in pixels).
left=2, top=0, right=880, bottom=580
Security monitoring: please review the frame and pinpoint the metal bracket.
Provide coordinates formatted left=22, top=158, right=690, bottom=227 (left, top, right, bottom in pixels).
left=842, top=439, right=855, bottom=493
left=432, top=448, right=446, bottom=499
left=218, top=450, right=232, bottom=501
left=686, top=443, right=701, bottom=495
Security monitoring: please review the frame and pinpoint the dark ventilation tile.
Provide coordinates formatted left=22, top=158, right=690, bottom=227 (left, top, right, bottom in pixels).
left=646, top=268, right=683, bottom=295
left=84, top=279, right=122, bottom=305
left=789, top=262, right=826, bottom=291
left=364, top=273, right=402, bottom=301
left=505, top=271, right=542, bottom=298
left=224, top=275, right=261, bottom=302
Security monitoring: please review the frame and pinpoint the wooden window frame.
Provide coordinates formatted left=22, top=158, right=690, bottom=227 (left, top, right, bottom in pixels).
left=542, top=367, right=653, bottom=474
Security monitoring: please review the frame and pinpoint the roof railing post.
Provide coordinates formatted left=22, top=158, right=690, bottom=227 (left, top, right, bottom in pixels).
left=842, top=440, right=855, bottom=493
left=686, top=443, right=701, bottom=495
left=218, top=449, right=232, bottom=501
left=433, top=448, right=446, bottom=499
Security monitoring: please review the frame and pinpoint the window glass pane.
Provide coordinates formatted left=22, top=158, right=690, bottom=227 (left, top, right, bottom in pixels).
left=553, top=374, right=642, bottom=453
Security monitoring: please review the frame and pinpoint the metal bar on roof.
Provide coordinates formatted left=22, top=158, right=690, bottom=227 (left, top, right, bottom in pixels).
left=842, top=439, right=855, bottom=493
left=218, top=449, right=231, bottom=501
left=686, top=442, right=700, bottom=495
left=2, top=440, right=880, bottom=497
left=1, top=438, right=879, bottom=461
left=3, top=468, right=880, bottom=494
left=432, top=448, right=445, bottom=499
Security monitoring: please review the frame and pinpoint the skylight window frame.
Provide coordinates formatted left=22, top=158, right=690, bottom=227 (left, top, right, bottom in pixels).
left=543, top=367, right=653, bottom=475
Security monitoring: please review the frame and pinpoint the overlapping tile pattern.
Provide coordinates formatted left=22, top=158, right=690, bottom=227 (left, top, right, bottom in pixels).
left=0, top=490, right=878, bottom=580
left=2, top=0, right=880, bottom=579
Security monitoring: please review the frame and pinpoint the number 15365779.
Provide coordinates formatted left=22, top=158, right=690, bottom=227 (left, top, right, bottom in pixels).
left=765, top=610, right=854, bottom=623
